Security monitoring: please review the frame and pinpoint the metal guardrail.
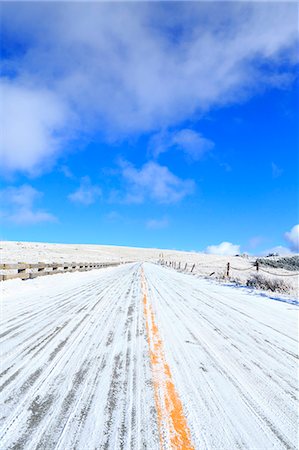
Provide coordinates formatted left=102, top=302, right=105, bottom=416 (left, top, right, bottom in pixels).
left=0, top=261, right=121, bottom=281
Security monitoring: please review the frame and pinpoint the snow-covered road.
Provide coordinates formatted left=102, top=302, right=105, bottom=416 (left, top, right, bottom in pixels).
left=0, top=263, right=297, bottom=449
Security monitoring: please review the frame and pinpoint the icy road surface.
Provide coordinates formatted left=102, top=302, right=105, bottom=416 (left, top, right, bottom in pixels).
left=0, top=263, right=298, bottom=450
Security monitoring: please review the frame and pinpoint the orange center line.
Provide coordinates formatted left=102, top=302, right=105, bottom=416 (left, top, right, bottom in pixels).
left=141, top=268, right=195, bottom=450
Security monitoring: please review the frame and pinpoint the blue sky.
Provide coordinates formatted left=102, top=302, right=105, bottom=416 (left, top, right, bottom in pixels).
left=0, top=2, right=298, bottom=255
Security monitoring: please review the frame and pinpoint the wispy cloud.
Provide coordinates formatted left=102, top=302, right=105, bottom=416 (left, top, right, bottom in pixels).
left=248, top=236, right=264, bottom=249
left=205, top=241, right=240, bottom=256
left=0, top=185, right=57, bottom=225
left=120, top=161, right=194, bottom=204
left=271, top=162, right=283, bottom=178
left=105, top=211, right=123, bottom=223
left=150, top=129, right=214, bottom=161
left=285, top=224, right=299, bottom=252
left=146, top=217, right=169, bottom=230
left=1, top=2, right=297, bottom=174
left=59, top=165, right=75, bottom=179
left=68, top=177, right=101, bottom=206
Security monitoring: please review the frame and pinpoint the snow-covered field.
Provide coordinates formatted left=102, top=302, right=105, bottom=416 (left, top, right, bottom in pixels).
left=1, top=263, right=298, bottom=449
left=1, top=241, right=298, bottom=297
left=0, top=241, right=162, bottom=264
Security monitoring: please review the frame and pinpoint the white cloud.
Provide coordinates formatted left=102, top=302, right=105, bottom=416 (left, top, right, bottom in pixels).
left=285, top=224, right=299, bottom=252
left=146, top=217, right=169, bottom=230
left=8, top=209, right=56, bottom=225
left=0, top=79, right=70, bottom=175
left=0, top=185, right=57, bottom=225
left=60, top=165, right=74, bottom=179
left=205, top=241, right=240, bottom=256
left=68, top=177, right=101, bottom=205
left=150, top=129, right=214, bottom=160
left=105, top=211, right=122, bottom=222
left=271, top=162, right=283, bottom=178
left=261, top=245, right=292, bottom=257
left=120, top=161, right=194, bottom=204
left=248, top=236, right=264, bottom=249
left=1, top=2, right=297, bottom=173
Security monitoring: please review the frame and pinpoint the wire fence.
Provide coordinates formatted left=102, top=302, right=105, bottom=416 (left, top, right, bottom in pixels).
left=258, top=267, right=299, bottom=277
left=230, top=266, right=252, bottom=272
left=158, top=260, right=299, bottom=278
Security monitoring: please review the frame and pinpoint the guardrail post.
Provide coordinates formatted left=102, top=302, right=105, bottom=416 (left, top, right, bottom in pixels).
left=18, top=265, right=27, bottom=276
left=38, top=263, right=46, bottom=274
left=16, top=263, right=29, bottom=280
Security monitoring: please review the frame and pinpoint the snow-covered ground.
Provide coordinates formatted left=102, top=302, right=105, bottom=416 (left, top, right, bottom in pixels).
left=1, top=263, right=297, bottom=449
left=0, top=241, right=161, bottom=264
left=1, top=241, right=298, bottom=297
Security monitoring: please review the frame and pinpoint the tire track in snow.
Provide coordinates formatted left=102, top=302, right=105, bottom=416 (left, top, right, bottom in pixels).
left=1, top=263, right=159, bottom=449
left=144, top=263, right=297, bottom=449
left=1, top=262, right=297, bottom=449
left=1, top=266, right=136, bottom=447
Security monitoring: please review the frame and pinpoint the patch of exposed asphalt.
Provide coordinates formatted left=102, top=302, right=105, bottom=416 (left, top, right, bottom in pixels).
left=35, top=364, right=90, bottom=450
left=9, top=394, right=55, bottom=450
left=4, top=367, right=44, bottom=407
left=5, top=311, right=32, bottom=324
left=0, top=325, right=22, bottom=339
left=59, top=364, right=90, bottom=418
left=130, top=354, right=138, bottom=449
left=0, top=369, right=22, bottom=392
left=99, top=355, right=107, bottom=372
left=105, top=331, right=114, bottom=347
left=102, top=353, right=123, bottom=449
left=72, top=354, right=110, bottom=449
left=69, top=313, right=90, bottom=335
left=25, top=323, right=69, bottom=357
left=19, top=368, right=43, bottom=396
left=48, top=337, right=69, bottom=362
left=119, top=346, right=131, bottom=449
left=0, top=365, right=14, bottom=379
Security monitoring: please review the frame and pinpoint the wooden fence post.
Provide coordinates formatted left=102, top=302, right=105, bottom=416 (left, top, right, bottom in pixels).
left=191, top=264, right=195, bottom=273
left=226, top=262, right=230, bottom=278
left=256, top=261, right=259, bottom=272
left=185, top=263, right=187, bottom=271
